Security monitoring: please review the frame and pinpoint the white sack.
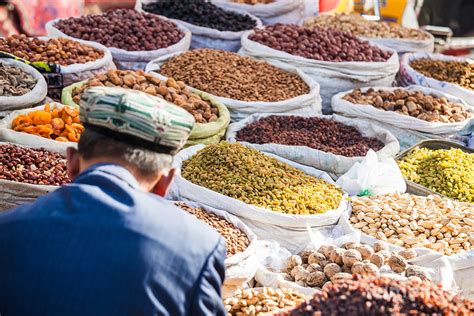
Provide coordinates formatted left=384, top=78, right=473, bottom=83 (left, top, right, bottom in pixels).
left=0, top=58, right=47, bottom=111
left=400, top=53, right=474, bottom=108
left=332, top=86, right=473, bottom=135
left=225, top=113, right=400, bottom=175
left=0, top=103, right=77, bottom=155
left=239, top=32, right=399, bottom=112
left=46, top=16, right=192, bottom=70
left=167, top=144, right=349, bottom=253
left=364, top=32, right=434, bottom=54
left=146, top=55, right=322, bottom=122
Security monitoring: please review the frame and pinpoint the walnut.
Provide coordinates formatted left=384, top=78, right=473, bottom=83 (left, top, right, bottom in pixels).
left=298, top=249, right=315, bottom=263
left=294, top=269, right=310, bottom=282
left=370, top=253, right=385, bottom=268
left=290, top=266, right=306, bottom=279
left=406, top=266, right=431, bottom=281
left=322, top=281, right=333, bottom=290
left=388, top=254, right=408, bottom=273
left=342, top=242, right=359, bottom=250
left=342, top=249, right=362, bottom=268
left=351, top=262, right=364, bottom=274
left=318, top=245, right=336, bottom=258
left=308, top=252, right=327, bottom=266
left=341, top=265, right=352, bottom=273
left=377, top=250, right=391, bottom=261
left=373, top=241, right=389, bottom=253
left=281, top=273, right=292, bottom=281
left=306, top=263, right=323, bottom=273
left=331, top=272, right=352, bottom=283
left=329, top=248, right=345, bottom=266
left=287, top=255, right=303, bottom=271
left=302, top=264, right=309, bottom=269
left=306, top=271, right=327, bottom=288
left=398, top=249, right=417, bottom=260
left=296, top=280, right=307, bottom=287
left=355, top=244, right=375, bottom=260
left=361, top=262, right=379, bottom=276
left=323, top=263, right=341, bottom=279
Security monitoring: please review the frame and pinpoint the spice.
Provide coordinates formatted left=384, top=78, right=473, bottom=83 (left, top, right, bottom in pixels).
left=176, top=202, right=250, bottom=257
left=55, top=9, right=184, bottom=52
left=249, top=24, right=392, bottom=62
left=398, top=147, right=473, bottom=202
left=235, top=115, right=385, bottom=157
left=343, top=88, right=471, bottom=123
left=181, top=142, right=343, bottom=215
left=276, top=276, right=474, bottom=315
left=143, top=1, right=257, bottom=32
left=410, top=58, right=473, bottom=90
left=72, top=70, right=218, bottom=123
left=12, top=104, right=83, bottom=142
left=0, top=62, right=36, bottom=96
left=0, top=35, right=103, bottom=66
left=350, top=193, right=474, bottom=255
left=0, top=144, right=70, bottom=186
left=159, top=49, right=309, bottom=102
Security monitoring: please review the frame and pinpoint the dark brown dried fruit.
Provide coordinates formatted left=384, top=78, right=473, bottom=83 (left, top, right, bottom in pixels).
left=410, top=58, right=473, bottom=90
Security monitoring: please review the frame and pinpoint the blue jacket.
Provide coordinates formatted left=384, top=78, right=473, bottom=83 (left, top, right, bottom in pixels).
left=0, top=164, right=226, bottom=316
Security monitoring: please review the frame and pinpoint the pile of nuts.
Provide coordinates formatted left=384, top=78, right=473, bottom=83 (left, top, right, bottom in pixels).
left=277, top=276, right=474, bottom=315
left=235, top=115, right=385, bottom=157
left=181, top=142, right=343, bottom=215
left=304, top=14, right=429, bottom=40
left=248, top=24, right=392, bottom=62
left=398, top=147, right=473, bottom=203
left=0, top=35, right=103, bottom=65
left=176, top=202, right=250, bottom=258
left=55, top=9, right=184, bottom=51
left=223, top=287, right=306, bottom=315
left=159, top=49, right=309, bottom=102
left=0, top=62, right=36, bottom=96
left=143, top=1, right=257, bottom=32
left=410, top=58, right=473, bottom=90
left=0, top=144, right=70, bottom=186
left=12, top=104, right=83, bottom=142
left=350, top=193, right=473, bottom=255
left=72, top=70, right=218, bottom=123
left=343, top=88, right=471, bottom=123
left=280, top=242, right=430, bottom=290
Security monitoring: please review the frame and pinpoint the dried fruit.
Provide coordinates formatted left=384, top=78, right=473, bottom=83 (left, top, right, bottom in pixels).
left=410, top=58, right=473, bottom=90
left=0, top=62, right=36, bottom=96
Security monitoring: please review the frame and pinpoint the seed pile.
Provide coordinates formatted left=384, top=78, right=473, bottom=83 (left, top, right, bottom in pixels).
left=0, top=62, right=36, bottom=96
left=223, top=287, right=306, bottom=316
left=55, top=9, right=184, bottom=51
left=350, top=193, right=473, bottom=255
left=305, top=14, right=429, bottom=40
left=410, top=58, right=473, bottom=90
left=0, top=35, right=103, bottom=65
left=72, top=70, right=218, bottom=123
left=181, top=142, right=343, bottom=215
left=159, top=49, right=309, bottom=102
left=277, top=276, right=474, bottom=315
left=398, top=147, right=473, bottom=203
left=281, top=242, right=430, bottom=290
left=249, top=24, right=392, bottom=62
left=143, top=0, right=257, bottom=32
left=0, top=144, right=70, bottom=186
left=343, top=88, right=471, bottom=123
left=176, top=202, right=250, bottom=257
left=236, top=115, right=385, bottom=157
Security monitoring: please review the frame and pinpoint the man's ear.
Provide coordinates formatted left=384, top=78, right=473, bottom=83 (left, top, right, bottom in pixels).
left=152, top=168, right=176, bottom=197
left=66, top=147, right=81, bottom=180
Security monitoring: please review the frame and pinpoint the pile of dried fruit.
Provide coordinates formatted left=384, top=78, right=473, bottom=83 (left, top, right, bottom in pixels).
left=176, top=202, right=250, bottom=257
left=350, top=193, right=473, bottom=255
left=0, top=144, right=70, bottom=185
left=398, top=147, right=473, bottom=203
left=11, top=104, right=83, bottom=142
left=181, top=142, right=343, bottom=215
left=410, top=58, right=473, bottom=90
left=276, top=276, right=474, bottom=315
left=223, top=287, right=306, bottom=315
left=304, top=14, right=429, bottom=40
left=159, top=49, right=309, bottom=102
left=248, top=24, right=392, bottom=62
left=54, top=9, right=184, bottom=51
left=72, top=70, right=218, bottom=123
left=343, top=88, right=471, bottom=123
left=0, top=62, right=36, bottom=96
left=235, top=115, right=385, bottom=157
left=143, top=1, right=257, bottom=32
left=280, top=242, right=429, bottom=289
left=0, top=35, right=103, bottom=65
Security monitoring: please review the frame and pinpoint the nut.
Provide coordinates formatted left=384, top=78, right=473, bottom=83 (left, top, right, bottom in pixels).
left=398, top=249, right=417, bottom=260
left=323, top=263, right=341, bottom=279
left=370, top=253, right=385, bottom=268
left=388, top=254, right=408, bottom=273
left=355, top=244, right=374, bottom=260
left=342, top=249, right=362, bottom=268
left=0, top=62, right=36, bottom=96
left=306, top=271, right=327, bottom=288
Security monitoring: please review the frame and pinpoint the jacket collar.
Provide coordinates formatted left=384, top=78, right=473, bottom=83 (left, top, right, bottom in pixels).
left=74, top=163, right=141, bottom=190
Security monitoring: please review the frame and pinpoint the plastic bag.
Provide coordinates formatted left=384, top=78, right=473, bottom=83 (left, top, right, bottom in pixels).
left=336, top=150, right=406, bottom=196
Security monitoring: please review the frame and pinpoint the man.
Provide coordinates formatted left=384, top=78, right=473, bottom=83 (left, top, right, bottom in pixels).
left=0, top=87, right=227, bottom=315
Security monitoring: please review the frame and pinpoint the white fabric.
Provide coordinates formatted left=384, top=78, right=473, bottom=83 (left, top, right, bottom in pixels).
left=225, top=113, right=400, bottom=175
left=45, top=16, right=192, bottom=70
left=362, top=31, right=434, bottom=54
left=400, top=53, right=474, bottom=108
left=146, top=55, right=322, bottom=122
left=0, top=103, right=77, bottom=155
left=239, top=32, right=399, bottom=112
left=167, top=144, right=349, bottom=252
left=0, top=58, right=47, bottom=111
left=331, top=86, right=473, bottom=135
